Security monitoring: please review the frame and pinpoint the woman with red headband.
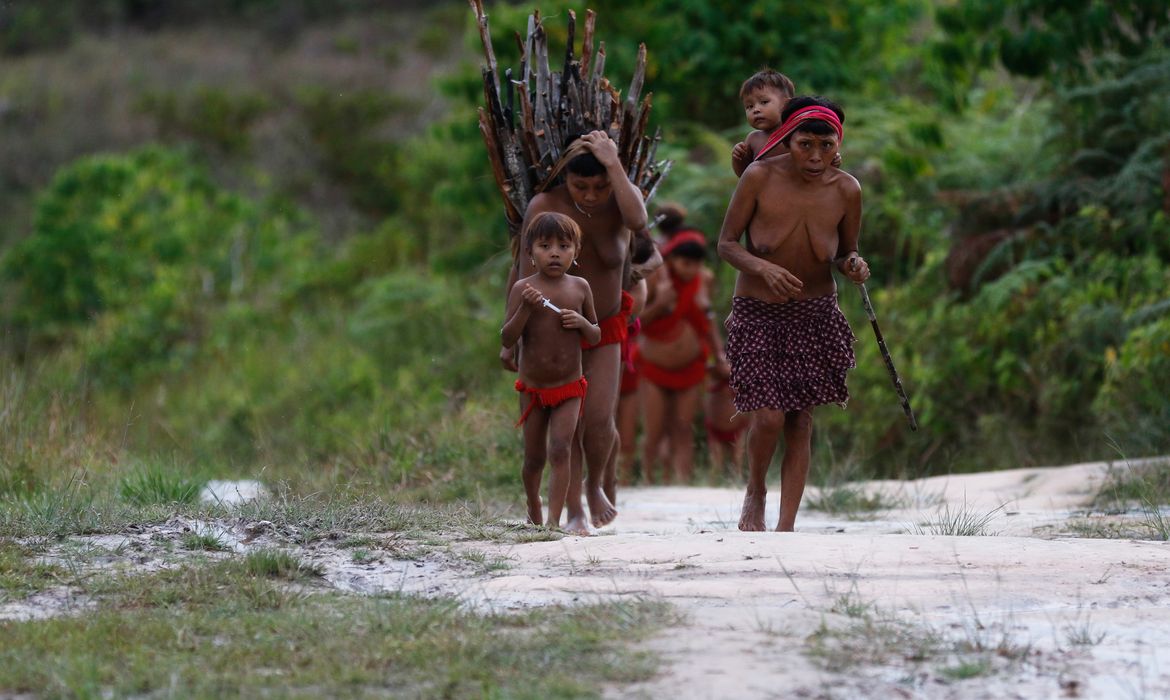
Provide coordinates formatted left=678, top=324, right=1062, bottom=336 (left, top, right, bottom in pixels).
left=717, top=96, right=871, bottom=532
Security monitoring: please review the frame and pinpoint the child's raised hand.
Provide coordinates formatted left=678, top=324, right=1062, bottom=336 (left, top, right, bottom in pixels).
left=521, top=284, right=544, bottom=308
left=831, top=152, right=843, bottom=168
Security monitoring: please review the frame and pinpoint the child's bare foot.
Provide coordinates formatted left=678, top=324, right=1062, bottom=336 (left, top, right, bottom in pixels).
left=564, top=514, right=593, bottom=536
left=738, top=490, right=766, bottom=531
left=587, top=487, right=618, bottom=528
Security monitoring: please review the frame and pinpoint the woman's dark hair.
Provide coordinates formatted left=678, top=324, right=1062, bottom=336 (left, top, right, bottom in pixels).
left=563, top=133, right=606, bottom=177
left=780, top=96, right=845, bottom=144
left=655, top=203, right=687, bottom=236
left=668, top=241, right=707, bottom=261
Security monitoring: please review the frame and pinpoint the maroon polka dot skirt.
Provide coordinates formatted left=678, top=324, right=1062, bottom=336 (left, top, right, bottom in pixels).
left=725, top=294, right=856, bottom=413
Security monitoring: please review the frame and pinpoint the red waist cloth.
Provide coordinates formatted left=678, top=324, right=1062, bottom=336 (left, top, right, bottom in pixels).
left=642, top=271, right=710, bottom=343
left=619, top=317, right=642, bottom=396
left=583, top=290, right=635, bottom=350
left=636, top=347, right=708, bottom=391
left=514, top=377, right=588, bottom=427
left=705, top=418, right=744, bottom=445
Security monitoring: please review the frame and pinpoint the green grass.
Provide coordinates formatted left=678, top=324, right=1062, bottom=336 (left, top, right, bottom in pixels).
left=911, top=502, right=1005, bottom=536
left=180, top=530, right=230, bottom=552
left=0, top=540, right=62, bottom=603
left=806, top=484, right=905, bottom=520
left=805, top=590, right=1032, bottom=688
left=1092, top=458, right=1170, bottom=510
left=0, top=559, right=676, bottom=698
left=118, top=467, right=204, bottom=506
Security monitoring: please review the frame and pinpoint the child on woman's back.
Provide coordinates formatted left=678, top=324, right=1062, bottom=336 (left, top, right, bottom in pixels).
left=502, top=212, right=601, bottom=529
left=731, top=69, right=839, bottom=176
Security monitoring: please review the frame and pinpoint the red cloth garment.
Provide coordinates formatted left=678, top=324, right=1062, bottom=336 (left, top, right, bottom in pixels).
left=636, top=349, right=708, bottom=391
left=642, top=271, right=711, bottom=344
left=514, top=377, right=588, bottom=427
left=619, top=317, right=641, bottom=396
left=754, top=106, right=845, bottom=162
left=705, top=418, right=744, bottom=446
left=583, top=290, right=635, bottom=350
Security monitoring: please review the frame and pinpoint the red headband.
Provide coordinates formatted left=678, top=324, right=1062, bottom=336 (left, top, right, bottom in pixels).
left=660, top=230, right=707, bottom=256
left=754, top=106, right=843, bottom=162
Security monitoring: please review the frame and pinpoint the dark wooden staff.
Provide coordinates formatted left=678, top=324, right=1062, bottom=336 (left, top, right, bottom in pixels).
left=849, top=259, right=918, bottom=431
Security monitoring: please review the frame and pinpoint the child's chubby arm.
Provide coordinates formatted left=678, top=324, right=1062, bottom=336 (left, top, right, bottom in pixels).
left=560, top=277, right=601, bottom=345
left=717, top=165, right=804, bottom=298
left=731, top=141, right=753, bottom=177
left=501, top=281, right=544, bottom=348
left=732, top=130, right=766, bottom=177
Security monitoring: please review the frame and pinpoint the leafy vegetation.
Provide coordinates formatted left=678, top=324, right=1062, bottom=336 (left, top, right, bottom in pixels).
left=0, top=0, right=1166, bottom=520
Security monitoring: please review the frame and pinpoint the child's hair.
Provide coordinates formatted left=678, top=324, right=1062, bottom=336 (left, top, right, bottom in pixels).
left=631, top=232, right=656, bottom=265
left=662, top=231, right=708, bottom=261
left=563, top=133, right=606, bottom=177
left=668, top=240, right=707, bottom=261
left=739, top=69, right=796, bottom=100
left=524, top=211, right=582, bottom=252
left=780, top=95, right=845, bottom=144
left=655, top=203, right=688, bottom=236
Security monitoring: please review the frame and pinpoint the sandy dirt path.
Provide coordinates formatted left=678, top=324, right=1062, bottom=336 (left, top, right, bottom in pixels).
left=356, top=460, right=1168, bottom=699
left=6, top=460, right=1167, bottom=698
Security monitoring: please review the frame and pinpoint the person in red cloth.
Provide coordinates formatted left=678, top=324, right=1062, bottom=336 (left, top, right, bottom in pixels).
left=503, top=131, right=651, bottom=534
left=615, top=231, right=657, bottom=490
left=637, top=231, right=728, bottom=484
left=502, top=212, right=601, bottom=530
left=718, top=96, right=870, bottom=532
left=705, top=368, right=747, bottom=481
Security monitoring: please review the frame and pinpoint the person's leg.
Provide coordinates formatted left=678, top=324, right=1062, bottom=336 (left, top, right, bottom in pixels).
left=639, top=380, right=668, bottom=485
left=579, top=344, right=620, bottom=527
left=707, top=431, right=726, bottom=478
left=616, top=392, right=640, bottom=488
left=520, top=401, right=549, bottom=526
left=670, top=384, right=702, bottom=484
left=544, top=398, right=581, bottom=529
left=738, top=408, right=784, bottom=532
left=776, top=409, right=813, bottom=532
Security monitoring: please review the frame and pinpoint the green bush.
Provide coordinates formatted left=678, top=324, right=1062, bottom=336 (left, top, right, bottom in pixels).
left=2, top=147, right=313, bottom=385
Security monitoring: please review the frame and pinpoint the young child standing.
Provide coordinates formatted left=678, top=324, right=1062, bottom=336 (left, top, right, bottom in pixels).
left=731, top=69, right=839, bottom=177
left=502, top=212, right=601, bottom=529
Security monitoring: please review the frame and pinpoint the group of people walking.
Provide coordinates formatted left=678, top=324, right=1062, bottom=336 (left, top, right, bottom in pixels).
left=500, top=70, right=870, bottom=535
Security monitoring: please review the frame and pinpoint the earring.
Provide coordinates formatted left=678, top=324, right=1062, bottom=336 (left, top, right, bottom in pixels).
left=530, top=257, right=535, bottom=266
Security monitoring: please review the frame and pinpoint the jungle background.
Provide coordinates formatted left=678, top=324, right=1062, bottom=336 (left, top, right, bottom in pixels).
left=1, top=0, right=1168, bottom=508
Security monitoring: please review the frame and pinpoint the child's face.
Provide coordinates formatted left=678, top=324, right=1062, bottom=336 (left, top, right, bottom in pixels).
left=668, top=255, right=703, bottom=283
left=531, top=237, right=577, bottom=277
left=742, top=87, right=788, bottom=132
left=788, top=129, right=839, bottom=180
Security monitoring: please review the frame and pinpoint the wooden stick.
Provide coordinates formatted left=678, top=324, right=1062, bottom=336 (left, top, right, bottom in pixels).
left=853, top=276, right=919, bottom=431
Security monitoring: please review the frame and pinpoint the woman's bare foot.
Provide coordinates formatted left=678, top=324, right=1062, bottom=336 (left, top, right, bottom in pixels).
left=738, top=490, right=766, bottom=531
left=564, top=514, right=593, bottom=536
left=526, top=496, right=543, bottom=526
left=587, top=486, right=618, bottom=528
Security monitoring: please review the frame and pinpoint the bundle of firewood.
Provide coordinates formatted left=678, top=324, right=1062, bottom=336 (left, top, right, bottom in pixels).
left=468, top=1, right=673, bottom=241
